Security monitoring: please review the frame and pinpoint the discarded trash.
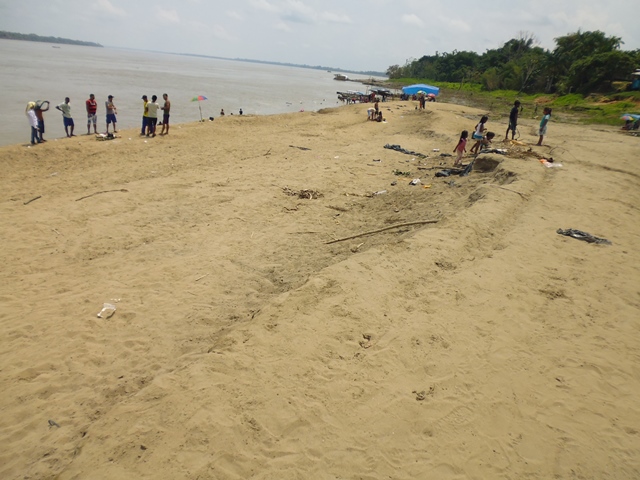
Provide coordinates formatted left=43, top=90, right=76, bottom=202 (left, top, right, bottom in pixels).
left=439, top=153, right=452, bottom=157
left=409, top=178, right=421, bottom=186
left=97, top=303, right=117, bottom=319
left=372, top=159, right=381, bottom=162
left=540, top=159, right=562, bottom=168
left=95, top=133, right=115, bottom=141
left=480, top=148, right=507, bottom=154
left=557, top=228, right=611, bottom=245
left=48, top=419, right=61, bottom=428
left=435, top=168, right=464, bottom=177
left=373, top=190, right=387, bottom=195
left=393, top=169, right=412, bottom=177
left=432, top=148, right=440, bottom=152
left=423, top=184, right=432, bottom=189
left=390, top=180, right=397, bottom=186
left=384, top=144, right=427, bottom=158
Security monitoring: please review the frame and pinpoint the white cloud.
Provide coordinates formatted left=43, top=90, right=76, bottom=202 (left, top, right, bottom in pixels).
left=95, top=0, right=126, bottom=16
left=157, top=9, right=180, bottom=24
left=212, top=24, right=234, bottom=42
left=274, top=21, right=292, bottom=32
left=250, top=0, right=279, bottom=13
left=321, top=11, right=352, bottom=24
left=436, top=15, right=471, bottom=33
left=227, top=10, right=243, bottom=21
left=402, top=14, right=424, bottom=28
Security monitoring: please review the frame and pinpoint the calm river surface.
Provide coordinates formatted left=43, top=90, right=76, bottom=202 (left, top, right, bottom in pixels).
left=0, top=39, right=381, bottom=146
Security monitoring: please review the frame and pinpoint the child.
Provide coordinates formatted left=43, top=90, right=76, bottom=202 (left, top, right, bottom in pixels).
left=453, top=130, right=468, bottom=166
left=536, top=108, right=552, bottom=146
left=477, top=131, right=496, bottom=152
left=505, top=100, right=520, bottom=140
left=470, top=115, right=488, bottom=154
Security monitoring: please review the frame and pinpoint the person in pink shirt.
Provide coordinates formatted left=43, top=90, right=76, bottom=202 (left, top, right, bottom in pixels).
left=453, top=130, right=468, bottom=166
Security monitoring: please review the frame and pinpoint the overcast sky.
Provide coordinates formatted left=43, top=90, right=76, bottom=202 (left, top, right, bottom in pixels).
left=1, top=0, right=638, bottom=72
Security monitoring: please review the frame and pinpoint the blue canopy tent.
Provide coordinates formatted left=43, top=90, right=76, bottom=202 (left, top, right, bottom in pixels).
left=402, top=84, right=440, bottom=96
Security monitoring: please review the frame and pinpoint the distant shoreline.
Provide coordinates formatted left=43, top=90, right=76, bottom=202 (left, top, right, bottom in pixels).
left=0, top=31, right=102, bottom=48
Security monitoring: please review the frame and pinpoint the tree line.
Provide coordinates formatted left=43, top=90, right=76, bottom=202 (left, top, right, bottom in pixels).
left=0, top=31, right=102, bottom=48
left=386, top=30, right=640, bottom=95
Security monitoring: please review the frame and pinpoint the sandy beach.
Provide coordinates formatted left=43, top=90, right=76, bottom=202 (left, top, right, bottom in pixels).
left=1, top=101, right=639, bottom=479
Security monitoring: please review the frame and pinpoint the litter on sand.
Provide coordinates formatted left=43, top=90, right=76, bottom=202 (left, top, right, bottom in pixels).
left=540, top=159, right=562, bottom=168
left=97, top=303, right=117, bottom=318
left=557, top=228, right=611, bottom=245
left=384, top=144, right=428, bottom=158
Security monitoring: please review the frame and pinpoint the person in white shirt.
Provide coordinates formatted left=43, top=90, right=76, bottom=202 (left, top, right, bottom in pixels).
left=55, top=97, right=75, bottom=137
left=146, top=95, right=159, bottom=137
left=25, top=102, right=40, bottom=145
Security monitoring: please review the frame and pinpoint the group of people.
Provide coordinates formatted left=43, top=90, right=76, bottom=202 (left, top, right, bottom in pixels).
left=453, top=100, right=553, bottom=166
left=141, top=94, right=171, bottom=137
left=25, top=93, right=172, bottom=144
left=367, top=100, right=385, bottom=122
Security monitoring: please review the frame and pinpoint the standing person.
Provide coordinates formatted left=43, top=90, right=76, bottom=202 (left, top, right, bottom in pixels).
left=86, top=94, right=98, bottom=135
left=505, top=100, right=520, bottom=140
left=453, top=130, right=468, bottom=167
left=470, top=115, right=489, bottom=154
left=141, top=95, right=149, bottom=136
left=34, top=100, right=50, bottom=142
left=160, top=93, right=171, bottom=135
left=239, top=108, right=243, bottom=115
left=105, top=95, right=117, bottom=134
left=146, top=95, right=159, bottom=137
left=374, top=99, right=379, bottom=115
left=56, top=97, right=75, bottom=137
left=536, top=108, right=552, bottom=146
left=26, top=102, right=40, bottom=145
left=220, top=108, right=225, bottom=116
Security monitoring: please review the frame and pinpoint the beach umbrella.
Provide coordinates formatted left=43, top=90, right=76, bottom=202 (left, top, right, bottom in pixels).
left=191, top=95, right=208, bottom=121
left=620, top=114, right=635, bottom=121
left=427, top=93, right=436, bottom=98
left=416, top=90, right=426, bottom=95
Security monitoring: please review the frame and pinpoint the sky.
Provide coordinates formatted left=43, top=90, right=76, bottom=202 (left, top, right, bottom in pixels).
left=0, top=0, right=638, bottom=73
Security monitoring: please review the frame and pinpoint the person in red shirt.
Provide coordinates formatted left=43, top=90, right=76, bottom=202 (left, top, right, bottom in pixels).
left=86, top=94, right=98, bottom=135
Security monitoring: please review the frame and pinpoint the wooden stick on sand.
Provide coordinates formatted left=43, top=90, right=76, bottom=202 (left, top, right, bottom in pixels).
left=326, top=220, right=439, bottom=244
left=75, top=189, right=129, bottom=201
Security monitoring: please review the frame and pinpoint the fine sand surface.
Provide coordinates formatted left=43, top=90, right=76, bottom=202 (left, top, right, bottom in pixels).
left=1, top=102, right=639, bottom=479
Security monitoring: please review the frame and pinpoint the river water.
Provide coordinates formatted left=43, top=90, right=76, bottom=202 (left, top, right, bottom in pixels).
left=0, top=39, right=380, bottom=147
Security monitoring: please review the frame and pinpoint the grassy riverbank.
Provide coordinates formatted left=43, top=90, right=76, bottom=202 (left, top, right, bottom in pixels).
left=381, top=78, right=640, bottom=125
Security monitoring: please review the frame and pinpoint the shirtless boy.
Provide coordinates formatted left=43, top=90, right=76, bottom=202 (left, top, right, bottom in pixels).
left=160, top=93, right=171, bottom=135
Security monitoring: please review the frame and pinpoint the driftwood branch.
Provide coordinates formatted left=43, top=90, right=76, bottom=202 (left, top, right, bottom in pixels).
left=326, top=220, right=439, bottom=244
left=75, top=189, right=129, bottom=201
left=23, top=195, right=42, bottom=205
left=489, top=184, right=528, bottom=199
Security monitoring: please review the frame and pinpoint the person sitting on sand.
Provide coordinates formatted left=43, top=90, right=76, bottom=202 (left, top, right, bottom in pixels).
left=453, top=130, right=468, bottom=167
left=220, top=108, right=225, bottom=116
left=476, top=131, right=496, bottom=153
left=375, top=111, right=384, bottom=122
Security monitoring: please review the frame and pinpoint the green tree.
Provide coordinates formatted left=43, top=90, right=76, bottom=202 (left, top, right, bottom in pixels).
left=566, top=51, right=635, bottom=93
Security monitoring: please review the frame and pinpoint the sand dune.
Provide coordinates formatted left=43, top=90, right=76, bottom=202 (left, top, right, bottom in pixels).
left=1, top=101, right=639, bottom=479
